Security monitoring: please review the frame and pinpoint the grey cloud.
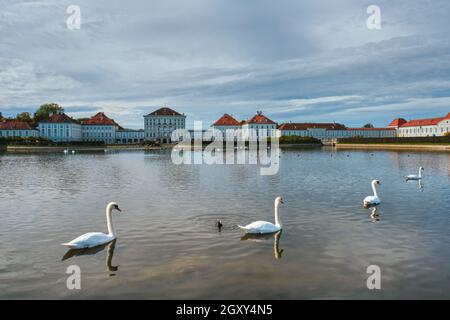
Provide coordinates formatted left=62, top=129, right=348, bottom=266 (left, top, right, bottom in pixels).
left=0, top=0, right=449, bottom=128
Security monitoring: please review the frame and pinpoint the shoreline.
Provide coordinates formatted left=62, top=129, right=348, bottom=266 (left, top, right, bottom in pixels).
left=4, top=143, right=450, bottom=153
left=336, top=143, right=450, bottom=152
left=4, top=144, right=170, bottom=153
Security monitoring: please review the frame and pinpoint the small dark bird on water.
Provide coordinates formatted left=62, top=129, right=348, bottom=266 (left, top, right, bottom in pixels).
left=217, top=220, right=223, bottom=230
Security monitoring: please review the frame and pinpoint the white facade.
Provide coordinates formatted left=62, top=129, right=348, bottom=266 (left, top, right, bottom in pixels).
left=211, top=125, right=242, bottom=141
left=278, top=125, right=396, bottom=139
left=81, top=112, right=119, bottom=144
left=398, top=120, right=450, bottom=137
left=242, top=124, right=277, bottom=139
left=144, top=107, right=186, bottom=143
left=115, top=130, right=145, bottom=143
left=210, top=114, right=242, bottom=141
left=82, top=125, right=117, bottom=144
left=438, top=117, right=450, bottom=135
left=345, top=129, right=396, bottom=138
left=0, top=127, right=38, bottom=138
left=39, top=122, right=82, bottom=142
left=212, top=125, right=242, bottom=135
left=241, top=112, right=277, bottom=140
left=391, top=113, right=450, bottom=137
left=38, top=113, right=82, bottom=142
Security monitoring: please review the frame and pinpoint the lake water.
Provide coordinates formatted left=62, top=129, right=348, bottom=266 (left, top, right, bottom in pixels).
left=0, top=147, right=449, bottom=299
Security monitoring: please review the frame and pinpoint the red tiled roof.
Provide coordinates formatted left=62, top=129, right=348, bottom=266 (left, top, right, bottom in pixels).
left=40, top=113, right=79, bottom=124
left=278, top=123, right=346, bottom=131
left=146, top=107, right=183, bottom=116
left=347, top=127, right=396, bottom=131
left=212, top=114, right=241, bottom=126
left=387, top=118, right=407, bottom=128
left=0, top=121, right=36, bottom=130
left=82, top=112, right=116, bottom=126
left=388, top=113, right=450, bottom=128
left=400, top=117, right=446, bottom=128
left=246, top=113, right=276, bottom=125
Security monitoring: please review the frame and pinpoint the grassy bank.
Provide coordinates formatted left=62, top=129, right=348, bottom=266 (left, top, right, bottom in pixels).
left=337, top=136, right=450, bottom=145
left=0, top=136, right=106, bottom=147
left=336, top=136, right=450, bottom=151
left=336, top=143, right=450, bottom=152
left=277, top=136, right=322, bottom=145
left=5, top=144, right=169, bottom=153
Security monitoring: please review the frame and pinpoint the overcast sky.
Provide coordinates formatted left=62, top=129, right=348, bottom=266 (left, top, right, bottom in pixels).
left=1, top=0, right=449, bottom=128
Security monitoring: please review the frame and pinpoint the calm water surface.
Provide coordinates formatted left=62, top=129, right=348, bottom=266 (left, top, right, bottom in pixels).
left=0, top=148, right=449, bottom=299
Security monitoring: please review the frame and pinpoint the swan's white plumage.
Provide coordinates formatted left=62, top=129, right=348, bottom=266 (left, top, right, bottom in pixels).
left=406, top=167, right=423, bottom=181
left=363, top=195, right=380, bottom=206
left=238, top=221, right=280, bottom=234
left=61, top=202, right=121, bottom=249
left=61, top=232, right=114, bottom=249
left=363, top=180, right=381, bottom=207
left=238, top=196, right=283, bottom=234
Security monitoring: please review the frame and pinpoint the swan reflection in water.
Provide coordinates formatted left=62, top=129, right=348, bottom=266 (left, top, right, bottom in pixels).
left=419, top=179, right=424, bottom=192
left=61, top=239, right=118, bottom=274
left=370, top=207, right=380, bottom=222
left=240, top=230, right=284, bottom=260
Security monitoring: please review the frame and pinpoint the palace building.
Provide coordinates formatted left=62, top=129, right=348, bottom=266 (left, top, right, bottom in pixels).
left=38, top=111, right=82, bottom=142
left=81, top=112, right=120, bottom=144
left=144, top=107, right=186, bottom=143
left=277, top=122, right=395, bottom=139
left=388, top=112, right=450, bottom=137
left=0, top=121, right=39, bottom=138
left=241, top=112, right=277, bottom=139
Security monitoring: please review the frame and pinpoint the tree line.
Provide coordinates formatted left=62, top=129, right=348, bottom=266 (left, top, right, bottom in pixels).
left=0, top=103, right=66, bottom=126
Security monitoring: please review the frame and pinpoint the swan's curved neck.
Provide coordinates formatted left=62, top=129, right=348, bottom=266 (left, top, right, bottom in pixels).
left=371, top=182, right=379, bottom=199
left=419, top=168, right=422, bottom=178
left=106, top=205, right=116, bottom=237
left=274, top=201, right=282, bottom=228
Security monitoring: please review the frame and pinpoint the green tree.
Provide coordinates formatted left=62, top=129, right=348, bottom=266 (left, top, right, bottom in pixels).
left=16, top=112, right=32, bottom=122
left=76, top=118, right=89, bottom=123
left=363, top=123, right=374, bottom=128
left=34, top=103, right=64, bottom=123
left=0, top=112, right=3, bottom=122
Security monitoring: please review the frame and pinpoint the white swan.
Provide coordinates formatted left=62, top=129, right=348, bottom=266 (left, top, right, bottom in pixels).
left=406, top=167, right=424, bottom=180
left=63, top=149, right=69, bottom=154
left=238, top=196, right=283, bottom=234
left=71, top=150, right=76, bottom=154
left=61, top=202, right=122, bottom=249
left=363, top=180, right=381, bottom=207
